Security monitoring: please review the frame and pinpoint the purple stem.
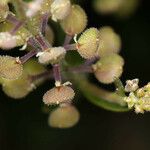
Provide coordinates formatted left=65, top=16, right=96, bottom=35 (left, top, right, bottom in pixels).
left=69, top=66, right=93, bottom=73
left=30, top=70, right=53, bottom=82
left=63, top=35, right=72, bottom=46
left=20, top=50, right=38, bottom=64
left=41, top=13, right=49, bottom=35
left=84, top=56, right=100, bottom=66
left=10, top=21, right=24, bottom=35
left=35, top=34, right=50, bottom=50
left=64, top=44, right=76, bottom=51
left=53, top=64, right=62, bottom=83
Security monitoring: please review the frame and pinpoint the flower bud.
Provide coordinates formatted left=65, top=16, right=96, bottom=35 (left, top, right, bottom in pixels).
left=48, top=105, right=80, bottom=128
left=0, top=32, right=18, bottom=50
left=0, top=56, right=23, bottom=80
left=98, top=26, right=121, bottom=57
left=38, top=47, right=66, bottom=65
left=43, top=85, right=75, bottom=105
left=92, top=54, right=124, bottom=84
left=60, top=5, right=87, bottom=35
left=77, top=28, right=99, bottom=59
left=50, top=0, right=71, bottom=22
left=125, top=79, right=139, bottom=92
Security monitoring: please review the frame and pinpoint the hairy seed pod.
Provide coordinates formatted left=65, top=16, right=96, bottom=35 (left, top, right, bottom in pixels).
left=92, top=54, right=124, bottom=84
left=77, top=28, right=99, bottom=59
left=0, top=32, right=18, bottom=50
left=0, top=3, right=9, bottom=23
left=60, top=5, right=87, bottom=35
left=43, top=86, right=75, bottom=105
left=2, top=72, right=33, bottom=99
left=48, top=105, right=80, bottom=128
left=50, top=0, right=71, bottom=22
left=0, top=56, right=23, bottom=80
left=38, top=47, right=66, bottom=65
left=93, top=0, right=123, bottom=14
left=98, top=26, right=121, bottom=57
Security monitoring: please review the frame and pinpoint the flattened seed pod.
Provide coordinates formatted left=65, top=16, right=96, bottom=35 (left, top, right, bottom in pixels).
left=43, top=86, right=75, bottom=105
left=0, top=56, right=23, bottom=80
left=98, top=26, right=121, bottom=57
left=77, top=28, right=99, bottom=59
left=2, top=72, right=33, bottom=99
left=48, top=105, right=80, bottom=128
left=50, top=0, right=71, bottom=22
left=60, top=5, right=87, bottom=35
left=92, top=54, right=124, bottom=84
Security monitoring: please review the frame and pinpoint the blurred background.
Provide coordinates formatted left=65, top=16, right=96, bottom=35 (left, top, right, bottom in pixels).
left=1, top=0, right=150, bottom=149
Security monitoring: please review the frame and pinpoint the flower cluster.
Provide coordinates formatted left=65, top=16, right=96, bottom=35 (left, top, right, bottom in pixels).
left=0, top=0, right=144, bottom=128
left=124, top=79, right=150, bottom=113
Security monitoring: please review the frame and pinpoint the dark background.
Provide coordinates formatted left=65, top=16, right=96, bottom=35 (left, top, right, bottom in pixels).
left=1, top=0, right=150, bottom=149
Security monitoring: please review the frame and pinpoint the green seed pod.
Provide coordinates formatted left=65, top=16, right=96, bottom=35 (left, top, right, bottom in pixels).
left=43, top=86, right=75, bottom=105
left=98, top=26, right=121, bottom=57
left=0, top=56, right=23, bottom=80
left=92, top=54, right=124, bottom=84
left=93, top=0, right=123, bottom=14
left=60, top=5, right=87, bottom=36
left=115, top=0, right=139, bottom=18
left=50, top=0, right=71, bottom=22
left=23, top=59, right=46, bottom=86
left=77, top=28, right=99, bottom=59
left=38, top=47, right=66, bottom=65
left=48, top=105, right=80, bottom=128
left=0, top=3, right=9, bottom=23
left=2, top=72, right=33, bottom=99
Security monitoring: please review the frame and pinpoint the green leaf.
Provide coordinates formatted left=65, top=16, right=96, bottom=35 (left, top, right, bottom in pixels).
left=75, top=75, right=129, bottom=112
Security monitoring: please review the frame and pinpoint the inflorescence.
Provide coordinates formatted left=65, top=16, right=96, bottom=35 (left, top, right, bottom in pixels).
left=0, top=0, right=147, bottom=129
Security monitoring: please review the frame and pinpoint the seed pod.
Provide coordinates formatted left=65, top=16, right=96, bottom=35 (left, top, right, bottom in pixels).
left=43, top=86, right=75, bottom=105
left=0, top=32, right=18, bottom=50
left=50, top=0, right=71, bottom=22
left=2, top=72, right=33, bottom=99
left=92, top=54, right=124, bottom=84
left=77, top=28, right=99, bottom=59
left=93, top=0, right=123, bottom=14
left=38, top=47, right=66, bottom=65
left=0, top=3, right=9, bottom=23
left=98, top=26, right=121, bottom=57
left=24, top=59, right=46, bottom=86
left=60, top=5, right=87, bottom=35
left=48, top=105, right=80, bottom=128
left=0, top=56, right=23, bottom=80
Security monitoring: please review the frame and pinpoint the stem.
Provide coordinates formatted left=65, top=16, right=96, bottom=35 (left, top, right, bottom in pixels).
left=63, top=35, right=72, bottom=46
left=30, top=70, right=53, bottom=82
left=27, top=37, right=42, bottom=51
left=53, top=64, right=62, bottom=84
left=84, top=56, right=100, bottom=66
left=35, top=34, right=50, bottom=50
left=10, top=21, right=24, bottom=35
left=69, top=66, right=93, bottom=73
left=41, top=13, right=49, bottom=35
left=64, top=43, right=76, bottom=51
left=20, top=50, right=38, bottom=64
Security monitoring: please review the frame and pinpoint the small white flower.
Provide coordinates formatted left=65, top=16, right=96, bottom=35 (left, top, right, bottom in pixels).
left=125, top=78, right=139, bottom=92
